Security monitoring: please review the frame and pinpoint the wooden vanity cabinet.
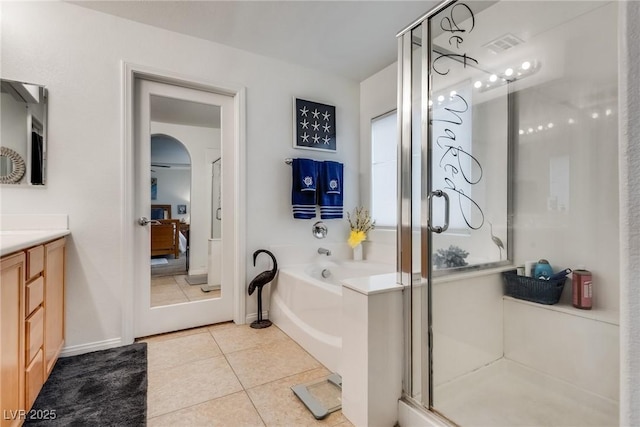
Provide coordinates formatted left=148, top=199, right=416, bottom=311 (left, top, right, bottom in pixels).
left=0, top=237, right=65, bottom=427
left=44, top=239, right=65, bottom=377
left=0, top=253, right=26, bottom=427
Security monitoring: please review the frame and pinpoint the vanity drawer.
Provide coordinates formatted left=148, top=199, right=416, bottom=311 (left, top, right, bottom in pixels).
left=26, top=276, right=44, bottom=315
left=26, top=245, right=44, bottom=281
left=25, top=348, right=44, bottom=409
left=26, top=306, right=44, bottom=363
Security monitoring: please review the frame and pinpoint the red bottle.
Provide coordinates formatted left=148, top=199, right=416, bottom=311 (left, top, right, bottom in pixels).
left=572, top=269, right=592, bottom=309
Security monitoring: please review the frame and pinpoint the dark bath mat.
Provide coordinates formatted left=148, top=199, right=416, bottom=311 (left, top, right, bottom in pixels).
left=25, top=342, right=147, bottom=427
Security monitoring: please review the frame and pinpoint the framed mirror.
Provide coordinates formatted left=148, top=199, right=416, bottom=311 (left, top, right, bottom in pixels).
left=0, top=78, right=47, bottom=185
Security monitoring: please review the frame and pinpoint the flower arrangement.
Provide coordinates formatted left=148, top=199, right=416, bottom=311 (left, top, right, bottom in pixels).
left=347, top=206, right=375, bottom=248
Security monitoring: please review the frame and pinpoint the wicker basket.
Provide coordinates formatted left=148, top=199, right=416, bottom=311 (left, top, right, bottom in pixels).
left=502, top=270, right=566, bottom=305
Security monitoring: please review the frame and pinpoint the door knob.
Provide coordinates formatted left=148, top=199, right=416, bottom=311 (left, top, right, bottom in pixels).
left=138, top=217, right=160, bottom=226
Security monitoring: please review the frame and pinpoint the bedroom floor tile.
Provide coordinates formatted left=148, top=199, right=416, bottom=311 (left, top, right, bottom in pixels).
left=151, top=276, right=178, bottom=286
left=150, top=283, right=188, bottom=307
left=178, top=282, right=221, bottom=301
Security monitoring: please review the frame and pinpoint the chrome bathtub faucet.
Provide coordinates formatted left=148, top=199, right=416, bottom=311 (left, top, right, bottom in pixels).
left=318, top=247, right=332, bottom=256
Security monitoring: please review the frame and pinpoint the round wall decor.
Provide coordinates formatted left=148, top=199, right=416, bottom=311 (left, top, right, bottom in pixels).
left=0, top=146, right=26, bottom=184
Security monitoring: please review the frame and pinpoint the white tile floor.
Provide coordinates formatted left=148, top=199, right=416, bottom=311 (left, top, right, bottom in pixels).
left=139, top=322, right=352, bottom=426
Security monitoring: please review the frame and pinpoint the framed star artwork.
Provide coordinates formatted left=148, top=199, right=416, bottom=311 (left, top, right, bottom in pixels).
left=293, top=97, right=336, bottom=151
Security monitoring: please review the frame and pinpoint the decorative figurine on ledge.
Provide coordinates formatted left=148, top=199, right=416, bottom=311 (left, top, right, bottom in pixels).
left=248, top=249, right=278, bottom=329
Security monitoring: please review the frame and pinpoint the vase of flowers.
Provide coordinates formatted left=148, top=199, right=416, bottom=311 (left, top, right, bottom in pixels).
left=347, top=206, right=375, bottom=261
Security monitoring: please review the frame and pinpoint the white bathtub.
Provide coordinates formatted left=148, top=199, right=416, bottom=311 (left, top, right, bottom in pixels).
left=270, top=260, right=394, bottom=374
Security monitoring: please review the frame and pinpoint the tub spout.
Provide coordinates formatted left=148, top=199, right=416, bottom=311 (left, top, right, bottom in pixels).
left=318, top=247, right=332, bottom=256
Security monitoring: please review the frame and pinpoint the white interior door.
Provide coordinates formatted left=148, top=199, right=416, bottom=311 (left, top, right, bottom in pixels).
left=134, top=78, right=235, bottom=337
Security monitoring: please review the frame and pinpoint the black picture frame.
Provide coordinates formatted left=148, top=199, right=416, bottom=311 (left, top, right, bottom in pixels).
left=293, top=98, right=336, bottom=152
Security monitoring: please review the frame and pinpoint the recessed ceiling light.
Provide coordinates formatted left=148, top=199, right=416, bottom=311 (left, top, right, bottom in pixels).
left=537, top=125, right=543, bottom=131
left=592, top=112, right=599, bottom=119
left=489, top=74, right=498, bottom=82
left=437, top=95, right=445, bottom=102
left=568, top=118, right=575, bottom=124
left=548, top=123, right=554, bottom=128
left=522, top=61, right=531, bottom=70
left=528, top=127, right=533, bottom=133
left=450, top=90, right=457, bottom=97
left=505, top=68, right=514, bottom=76
left=605, top=109, right=612, bottom=116
left=519, top=129, right=524, bottom=135
left=474, top=81, right=482, bottom=89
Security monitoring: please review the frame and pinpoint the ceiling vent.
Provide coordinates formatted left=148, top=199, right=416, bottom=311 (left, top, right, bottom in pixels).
left=483, top=33, right=523, bottom=54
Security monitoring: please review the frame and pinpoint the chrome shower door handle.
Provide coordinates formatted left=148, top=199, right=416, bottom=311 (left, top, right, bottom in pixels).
left=427, top=190, right=450, bottom=234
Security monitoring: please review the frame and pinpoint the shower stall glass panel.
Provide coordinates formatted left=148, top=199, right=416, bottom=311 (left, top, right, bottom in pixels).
left=399, top=1, right=619, bottom=426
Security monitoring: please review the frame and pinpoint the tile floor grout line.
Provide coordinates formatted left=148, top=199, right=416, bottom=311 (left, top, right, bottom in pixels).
left=213, top=335, right=270, bottom=427
left=146, top=390, right=253, bottom=424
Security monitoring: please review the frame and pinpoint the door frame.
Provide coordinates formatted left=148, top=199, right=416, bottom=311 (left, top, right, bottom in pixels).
left=120, top=62, right=246, bottom=344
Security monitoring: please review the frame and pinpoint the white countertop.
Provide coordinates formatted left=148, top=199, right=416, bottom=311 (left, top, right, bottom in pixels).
left=0, top=230, right=70, bottom=257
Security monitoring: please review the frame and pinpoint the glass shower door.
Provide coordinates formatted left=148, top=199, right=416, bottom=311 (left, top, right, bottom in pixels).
left=398, top=1, right=619, bottom=426
left=426, top=1, right=512, bottom=422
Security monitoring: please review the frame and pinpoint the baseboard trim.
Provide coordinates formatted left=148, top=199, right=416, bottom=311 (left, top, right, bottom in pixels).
left=60, top=338, right=123, bottom=357
left=245, top=310, right=269, bottom=324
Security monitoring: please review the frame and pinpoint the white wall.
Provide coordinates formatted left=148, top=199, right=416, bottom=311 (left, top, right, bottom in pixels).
left=0, top=1, right=359, bottom=349
left=504, top=298, right=619, bottom=402
left=513, top=3, right=619, bottom=314
left=150, top=168, right=190, bottom=223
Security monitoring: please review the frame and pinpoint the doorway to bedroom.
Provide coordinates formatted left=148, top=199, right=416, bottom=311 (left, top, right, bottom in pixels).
left=133, top=77, right=236, bottom=337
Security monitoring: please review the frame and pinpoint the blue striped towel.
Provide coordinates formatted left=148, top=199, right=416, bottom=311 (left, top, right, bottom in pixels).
left=319, top=161, right=343, bottom=219
left=291, top=158, right=318, bottom=219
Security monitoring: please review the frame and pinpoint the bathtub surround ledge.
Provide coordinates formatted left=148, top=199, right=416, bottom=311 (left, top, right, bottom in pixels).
left=341, top=275, right=403, bottom=427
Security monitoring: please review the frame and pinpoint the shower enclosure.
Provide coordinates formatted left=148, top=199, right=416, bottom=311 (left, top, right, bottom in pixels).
left=397, top=1, right=619, bottom=425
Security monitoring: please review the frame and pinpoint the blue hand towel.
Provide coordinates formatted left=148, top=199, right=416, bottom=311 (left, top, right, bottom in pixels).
left=291, top=158, right=318, bottom=219
left=319, top=161, right=343, bottom=219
